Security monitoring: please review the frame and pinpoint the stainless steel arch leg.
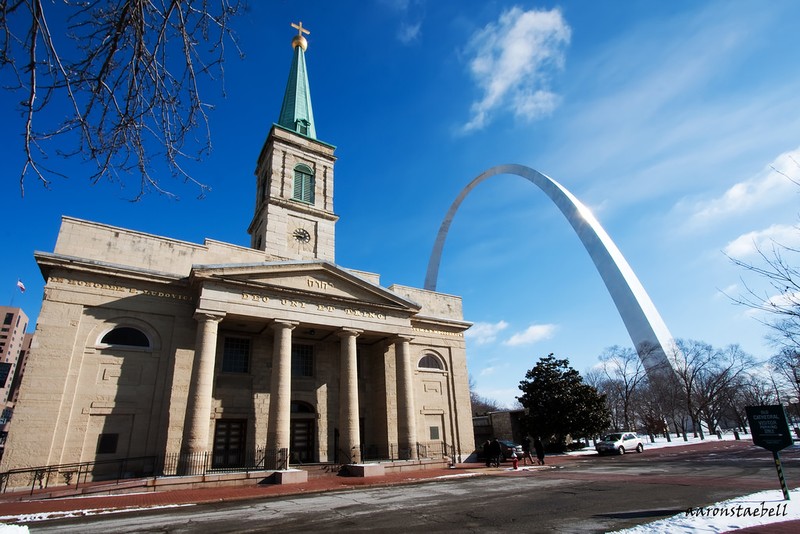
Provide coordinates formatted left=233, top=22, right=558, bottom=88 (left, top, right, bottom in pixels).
left=425, top=164, right=676, bottom=375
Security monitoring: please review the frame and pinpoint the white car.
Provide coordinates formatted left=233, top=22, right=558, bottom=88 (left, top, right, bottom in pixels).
left=595, top=432, right=644, bottom=455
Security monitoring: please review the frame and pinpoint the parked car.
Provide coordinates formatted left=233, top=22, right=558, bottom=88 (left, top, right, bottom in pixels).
left=498, top=440, right=524, bottom=460
left=595, top=432, right=644, bottom=455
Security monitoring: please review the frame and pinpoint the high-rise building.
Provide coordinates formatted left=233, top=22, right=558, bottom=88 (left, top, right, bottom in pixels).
left=0, top=307, right=28, bottom=405
left=0, top=26, right=474, bottom=474
left=0, top=307, right=29, bottom=459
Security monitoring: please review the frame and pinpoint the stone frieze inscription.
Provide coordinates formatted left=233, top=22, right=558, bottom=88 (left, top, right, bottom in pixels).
left=48, top=276, right=191, bottom=301
left=241, top=292, right=386, bottom=320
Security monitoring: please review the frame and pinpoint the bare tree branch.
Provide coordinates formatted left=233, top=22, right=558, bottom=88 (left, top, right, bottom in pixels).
left=726, top=157, right=800, bottom=350
left=1, top=0, right=244, bottom=200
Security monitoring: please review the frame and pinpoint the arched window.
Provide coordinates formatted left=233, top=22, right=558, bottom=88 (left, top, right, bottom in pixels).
left=293, top=164, right=315, bottom=204
left=418, top=354, right=443, bottom=370
left=100, top=327, right=150, bottom=348
left=291, top=401, right=315, bottom=414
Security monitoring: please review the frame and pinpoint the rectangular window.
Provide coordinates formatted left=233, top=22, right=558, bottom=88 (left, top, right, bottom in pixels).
left=2, top=314, right=12, bottom=326
left=291, top=344, right=313, bottom=377
left=222, top=337, right=250, bottom=373
left=430, top=426, right=440, bottom=440
left=96, top=433, right=119, bottom=454
left=0, top=363, right=11, bottom=388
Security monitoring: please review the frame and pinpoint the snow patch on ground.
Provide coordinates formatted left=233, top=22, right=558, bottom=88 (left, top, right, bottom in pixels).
left=612, top=489, right=800, bottom=533
left=0, top=503, right=193, bottom=525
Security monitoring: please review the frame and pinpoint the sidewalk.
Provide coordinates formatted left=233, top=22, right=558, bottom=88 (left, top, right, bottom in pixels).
left=0, top=451, right=798, bottom=533
left=0, top=463, right=501, bottom=521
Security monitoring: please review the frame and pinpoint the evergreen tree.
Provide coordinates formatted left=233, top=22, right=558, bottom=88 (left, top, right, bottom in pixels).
left=518, top=354, right=610, bottom=450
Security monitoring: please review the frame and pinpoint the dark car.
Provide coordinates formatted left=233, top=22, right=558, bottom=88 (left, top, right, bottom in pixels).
left=498, top=440, right=523, bottom=460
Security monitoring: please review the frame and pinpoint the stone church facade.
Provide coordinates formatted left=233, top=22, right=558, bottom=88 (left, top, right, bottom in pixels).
left=0, top=26, right=474, bottom=474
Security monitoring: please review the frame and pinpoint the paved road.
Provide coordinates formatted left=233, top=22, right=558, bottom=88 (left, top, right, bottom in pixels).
left=27, top=441, right=800, bottom=533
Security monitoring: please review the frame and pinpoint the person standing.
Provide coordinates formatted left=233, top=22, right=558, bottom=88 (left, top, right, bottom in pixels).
left=533, top=437, right=545, bottom=465
left=489, top=438, right=502, bottom=467
left=482, top=440, right=492, bottom=467
left=521, top=436, right=534, bottom=466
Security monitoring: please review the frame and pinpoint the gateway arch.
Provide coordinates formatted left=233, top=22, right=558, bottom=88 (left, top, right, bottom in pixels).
left=424, top=164, right=675, bottom=375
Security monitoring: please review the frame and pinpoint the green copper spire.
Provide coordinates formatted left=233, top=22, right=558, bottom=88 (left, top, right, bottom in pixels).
left=277, top=22, right=317, bottom=139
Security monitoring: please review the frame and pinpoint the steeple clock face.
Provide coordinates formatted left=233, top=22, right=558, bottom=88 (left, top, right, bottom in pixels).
left=290, top=225, right=315, bottom=252
left=293, top=228, right=311, bottom=244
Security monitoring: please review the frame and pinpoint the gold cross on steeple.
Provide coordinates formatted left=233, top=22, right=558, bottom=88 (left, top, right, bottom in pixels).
left=291, top=21, right=310, bottom=36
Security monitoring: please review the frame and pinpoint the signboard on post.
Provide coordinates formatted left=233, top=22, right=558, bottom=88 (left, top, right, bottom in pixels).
left=746, top=405, right=793, bottom=452
left=746, top=405, right=794, bottom=500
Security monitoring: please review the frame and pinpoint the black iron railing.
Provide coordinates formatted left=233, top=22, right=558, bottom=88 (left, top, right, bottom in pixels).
left=359, top=442, right=455, bottom=462
left=0, top=442, right=454, bottom=495
left=0, top=455, right=159, bottom=495
left=0, top=448, right=288, bottom=494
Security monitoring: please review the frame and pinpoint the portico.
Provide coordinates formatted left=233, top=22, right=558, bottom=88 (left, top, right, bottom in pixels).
left=178, top=261, right=448, bottom=468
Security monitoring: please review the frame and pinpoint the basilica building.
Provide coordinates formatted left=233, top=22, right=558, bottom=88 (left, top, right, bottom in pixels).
left=0, top=26, right=474, bottom=475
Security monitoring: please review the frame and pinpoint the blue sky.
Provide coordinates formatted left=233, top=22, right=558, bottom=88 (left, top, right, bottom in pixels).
left=2, top=1, right=800, bottom=407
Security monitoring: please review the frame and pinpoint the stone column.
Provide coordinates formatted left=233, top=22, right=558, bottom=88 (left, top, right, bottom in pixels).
left=266, top=320, right=297, bottom=466
left=338, top=328, right=362, bottom=463
left=395, top=336, right=418, bottom=460
left=185, top=311, right=225, bottom=454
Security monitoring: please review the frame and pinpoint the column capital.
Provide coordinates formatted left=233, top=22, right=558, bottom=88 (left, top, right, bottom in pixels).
left=270, top=319, right=299, bottom=332
left=337, top=328, right=363, bottom=339
left=193, top=310, right=225, bottom=323
left=393, top=334, right=414, bottom=344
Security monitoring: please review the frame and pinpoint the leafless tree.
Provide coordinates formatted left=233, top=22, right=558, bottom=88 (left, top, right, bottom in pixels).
left=726, top=158, right=800, bottom=351
left=585, top=370, right=624, bottom=430
left=769, top=347, right=800, bottom=402
left=728, top=243, right=800, bottom=351
left=469, top=375, right=506, bottom=416
left=668, top=339, right=754, bottom=437
left=1, top=0, right=243, bottom=199
left=694, top=344, right=754, bottom=433
left=597, top=345, right=647, bottom=431
left=720, top=369, right=778, bottom=432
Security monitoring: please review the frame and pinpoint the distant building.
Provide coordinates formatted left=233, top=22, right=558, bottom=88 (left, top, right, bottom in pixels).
left=9, top=333, right=33, bottom=405
left=473, top=410, right=526, bottom=447
left=0, top=307, right=30, bottom=459
left=1, top=26, right=474, bottom=474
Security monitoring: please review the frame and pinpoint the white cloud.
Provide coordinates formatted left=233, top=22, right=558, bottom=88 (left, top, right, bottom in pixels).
left=724, top=224, right=800, bottom=259
left=378, top=0, right=424, bottom=45
left=464, top=320, right=509, bottom=344
left=504, top=323, right=557, bottom=346
left=397, top=22, right=421, bottom=44
left=745, top=290, right=800, bottom=319
left=684, top=147, right=800, bottom=229
left=378, top=0, right=410, bottom=10
left=461, top=7, right=570, bottom=132
left=715, top=283, right=739, bottom=300
left=479, top=366, right=496, bottom=377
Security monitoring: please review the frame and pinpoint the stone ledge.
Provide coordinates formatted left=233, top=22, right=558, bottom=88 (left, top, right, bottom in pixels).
left=268, top=469, right=308, bottom=485
left=345, top=463, right=385, bottom=477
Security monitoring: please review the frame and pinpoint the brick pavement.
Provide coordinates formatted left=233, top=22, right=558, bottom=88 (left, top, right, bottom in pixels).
left=0, top=449, right=797, bottom=533
left=0, top=464, right=499, bottom=520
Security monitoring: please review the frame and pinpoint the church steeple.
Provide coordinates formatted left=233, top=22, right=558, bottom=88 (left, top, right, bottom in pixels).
left=248, top=22, right=337, bottom=261
left=277, top=21, right=316, bottom=139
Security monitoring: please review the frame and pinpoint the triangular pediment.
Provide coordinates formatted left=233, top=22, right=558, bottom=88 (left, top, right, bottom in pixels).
left=191, top=260, right=420, bottom=312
